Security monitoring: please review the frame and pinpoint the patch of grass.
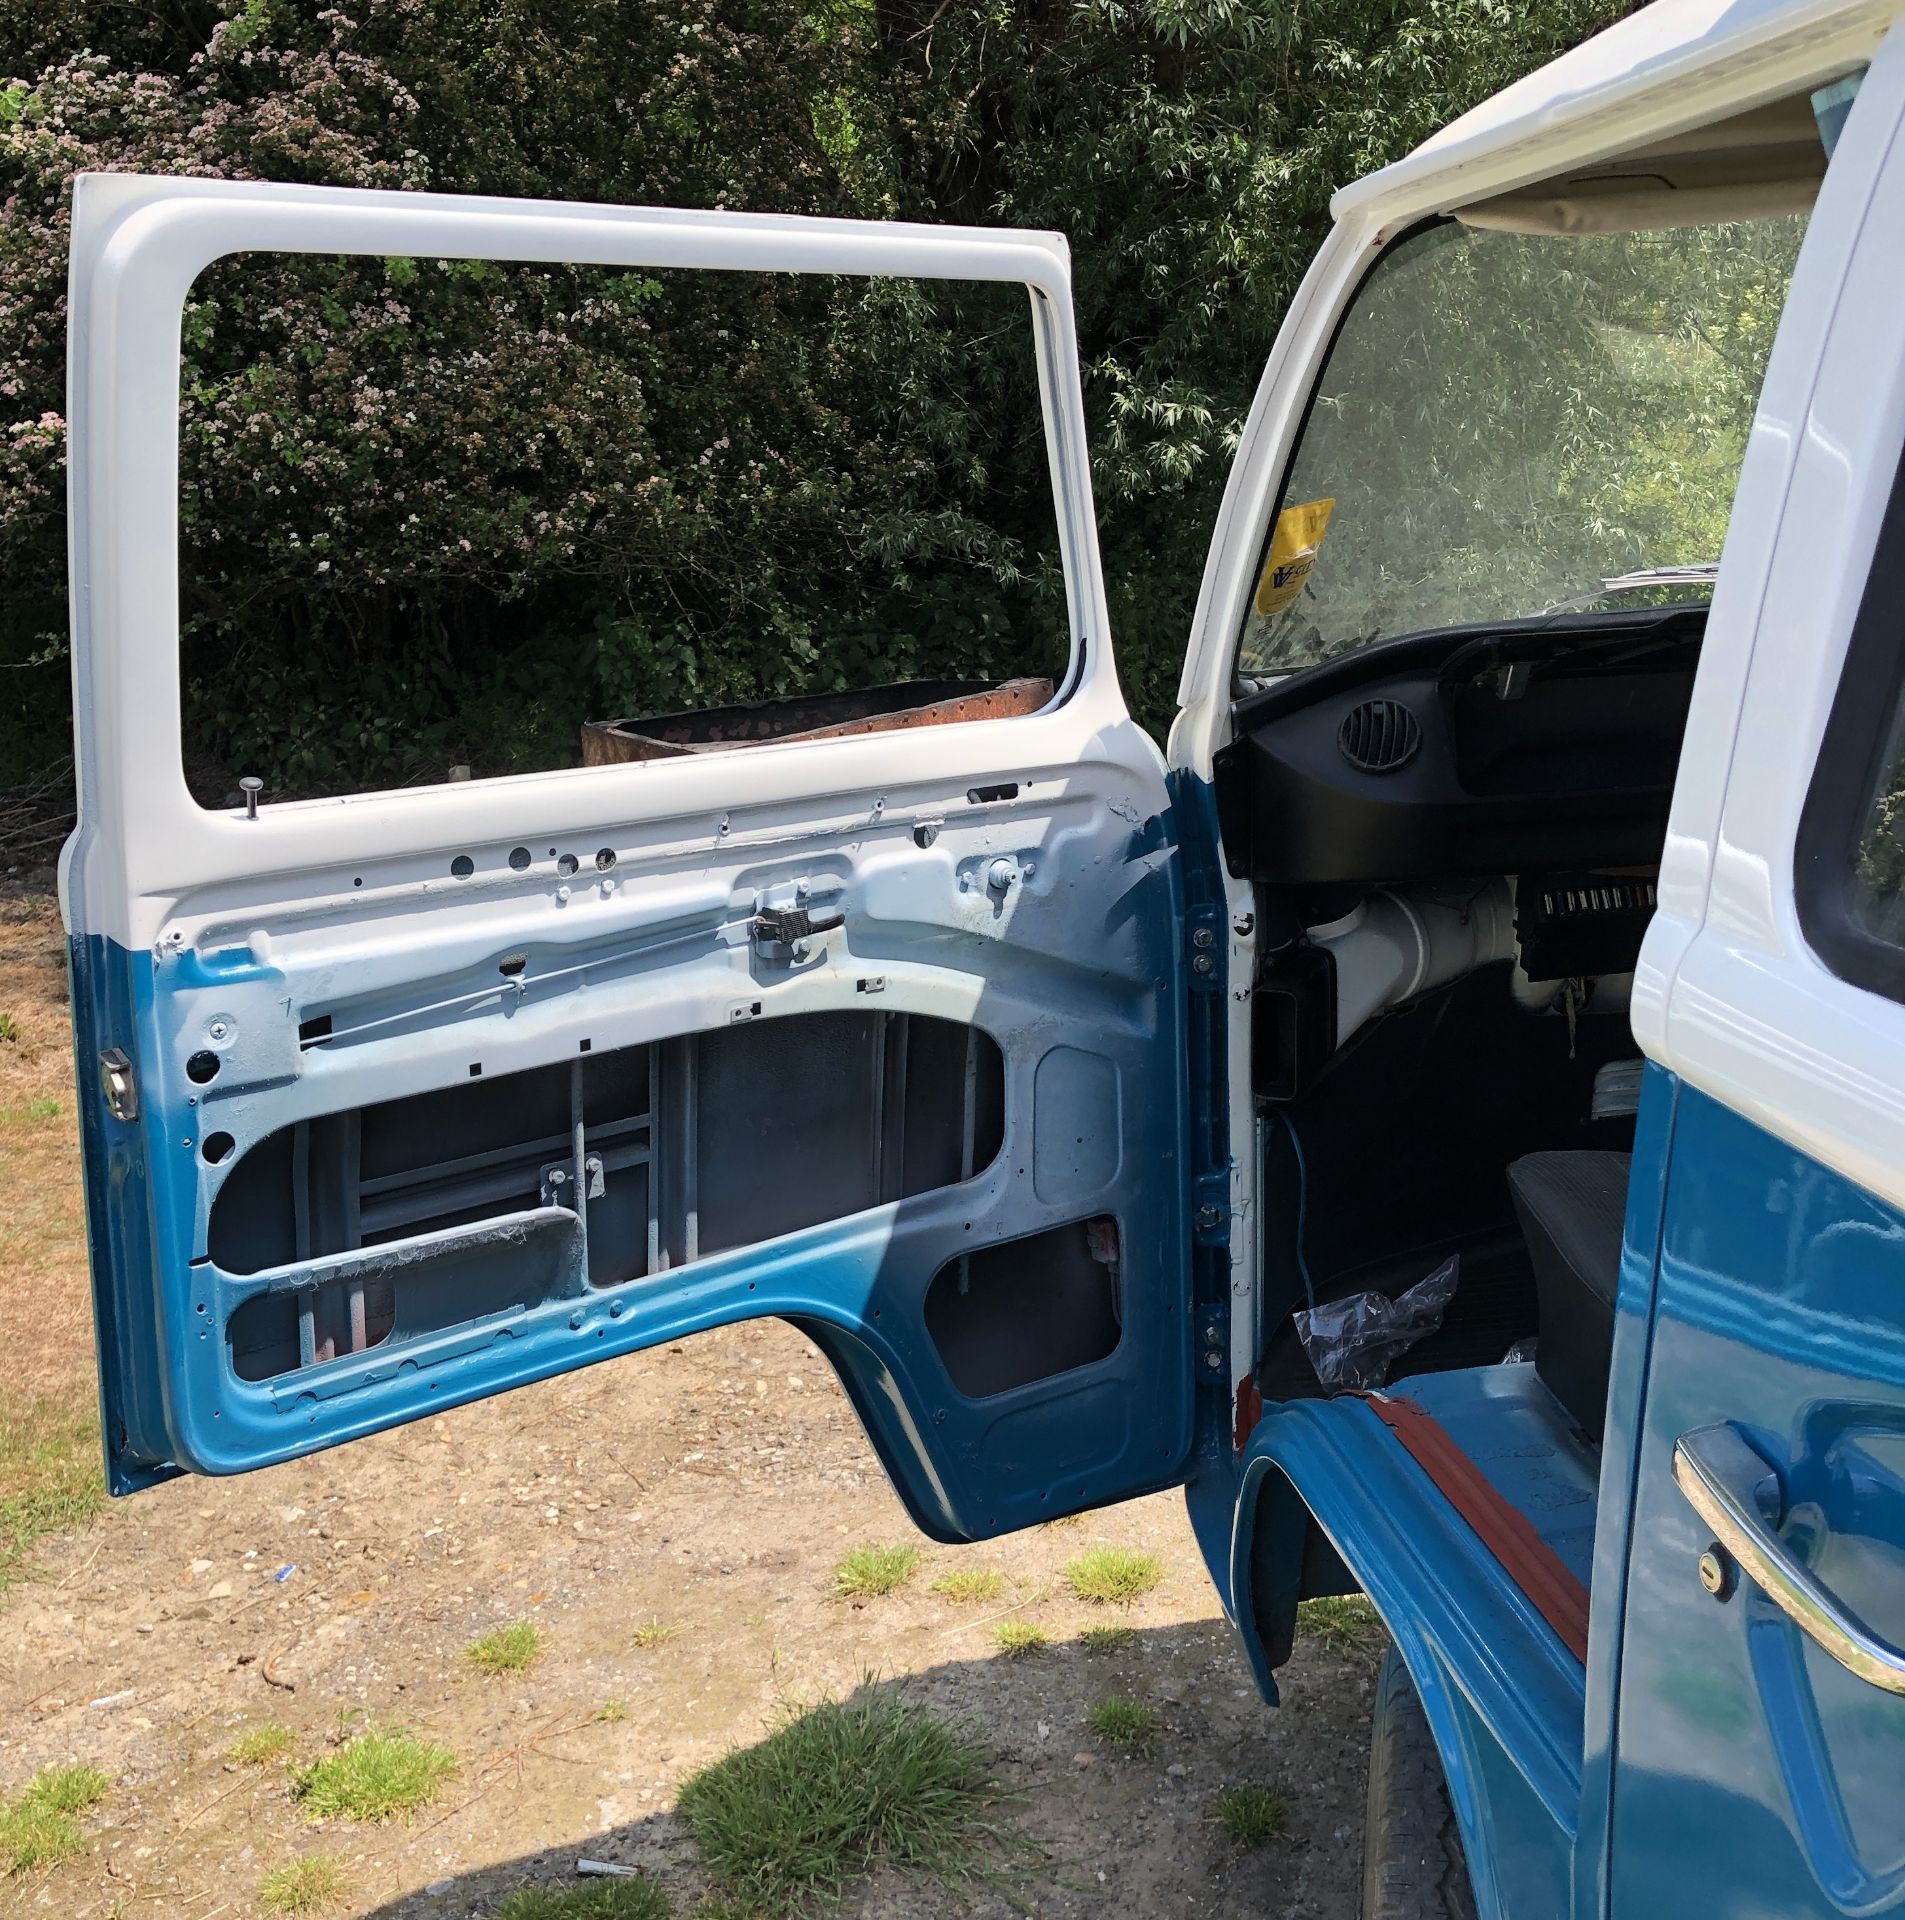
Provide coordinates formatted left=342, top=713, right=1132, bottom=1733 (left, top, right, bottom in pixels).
left=992, top=1620, right=1048, bottom=1658
left=1213, top=1784, right=1286, bottom=1847
left=493, top=1877, right=670, bottom=1919
left=630, top=1616, right=678, bottom=1649
left=1296, top=1594, right=1384, bottom=1649
left=228, top=1724, right=296, bottom=1767
left=1088, top=1696, right=1160, bottom=1754
left=1, top=1764, right=111, bottom=1876
left=1078, top=1623, right=1135, bottom=1654
left=293, top=1727, right=456, bottom=1824
left=0, top=1012, right=17, bottom=1043
left=678, top=1685, right=1015, bottom=1914
left=0, top=1394, right=107, bottom=1596
left=466, top=1621, right=546, bottom=1675
left=0, top=1096, right=57, bottom=1124
left=595, top=1698, right=629, bottom=1724
left=1064, top=1546, right=1163, bottom=1607
left=931, top=1568, right=1005, bottom=1605
left=832, top=1542, right=920, bottom=1601
left=259, top=1854, right=347, bottom=1914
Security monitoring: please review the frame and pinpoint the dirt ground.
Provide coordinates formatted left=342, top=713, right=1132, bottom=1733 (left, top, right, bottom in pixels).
left=0, top=881, right=1379, bottom=1918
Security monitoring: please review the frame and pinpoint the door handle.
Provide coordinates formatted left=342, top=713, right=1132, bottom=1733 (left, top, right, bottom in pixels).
left=1673, top=1424, right=1905, bottom=1695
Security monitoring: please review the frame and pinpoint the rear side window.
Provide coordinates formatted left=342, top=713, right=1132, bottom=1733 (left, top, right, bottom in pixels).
left=1797, top=452, right=1905, bottom=995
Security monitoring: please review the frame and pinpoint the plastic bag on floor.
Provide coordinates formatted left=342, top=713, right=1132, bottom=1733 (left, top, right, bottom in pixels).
left=1294, top=1254, right=1460, bottom=1392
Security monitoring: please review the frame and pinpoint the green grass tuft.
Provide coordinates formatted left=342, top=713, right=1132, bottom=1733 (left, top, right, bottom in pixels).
left=229, top=1724, right=296, bottom=1767
left=677, top=1685, right=1014, bottom=1914
left=259, top=1854, right=347, bottom=1914
left=466, top=1621, right=546, bottom=1675
left=493, top=1876, right=671, bottom=1918
left=931, top=1568, right=1005, bottom=1605
left=1, top=1764, right=111, bottom=1876
left=595, top=1698, right=629, bottom=1724
left=992, top=1619, right=1048, bottom=1658
left=630, top=1617, right=678, bottom=1649
left=1296, top=1594, right=1384, bottom=1648
left=1078, top=1623, right=1135, bottom=1653
left=0, top=1013, right=18, bottom=1043
left=293, top=1727, right=456, bottom=1824
left=0, top=1394, right=107, bottom=1596
left=1213, top=1784, right=1286, bottom=1847
left=1063, top=1546, right=1163, bottom=1607
left=1088, top=1695, right=1160, bottom=1754
left=832, top=1543, right=920, bottom=1601
left=0, top=1096, right=57, bottom=1124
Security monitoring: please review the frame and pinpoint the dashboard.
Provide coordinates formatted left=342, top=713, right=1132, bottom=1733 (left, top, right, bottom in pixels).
left=1212, top=608, right=1703, bottom=889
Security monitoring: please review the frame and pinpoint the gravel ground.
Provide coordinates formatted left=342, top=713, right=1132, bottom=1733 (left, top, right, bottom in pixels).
left=1, top=883, right=1379, bottom=1918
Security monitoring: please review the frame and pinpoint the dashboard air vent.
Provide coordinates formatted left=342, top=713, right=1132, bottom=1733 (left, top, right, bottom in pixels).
left=1338, top=698, right=1421, bottom=774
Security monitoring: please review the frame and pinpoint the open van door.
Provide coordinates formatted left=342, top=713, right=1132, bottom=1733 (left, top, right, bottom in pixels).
left=63, top=174, right=1199, bottom=1534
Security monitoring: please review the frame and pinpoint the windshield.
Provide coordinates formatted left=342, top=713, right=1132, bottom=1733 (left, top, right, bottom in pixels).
left=1238, top=213, right=1810, bottom=680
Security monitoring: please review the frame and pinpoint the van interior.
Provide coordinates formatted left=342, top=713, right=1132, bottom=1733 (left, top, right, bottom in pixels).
left=1217, top=78, right=1854, bottom=1665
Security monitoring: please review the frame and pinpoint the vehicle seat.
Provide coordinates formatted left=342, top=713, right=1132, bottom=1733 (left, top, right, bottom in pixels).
left=1506, top=1150, right=1630, bottom=1442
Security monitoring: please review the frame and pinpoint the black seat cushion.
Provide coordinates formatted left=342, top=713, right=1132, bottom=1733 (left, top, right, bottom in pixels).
left=1506, top=1150, right=1630, bottom=1442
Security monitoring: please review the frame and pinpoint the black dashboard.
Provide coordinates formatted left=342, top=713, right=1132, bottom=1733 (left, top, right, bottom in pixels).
left=1212, top=607, right=1703, bottom=889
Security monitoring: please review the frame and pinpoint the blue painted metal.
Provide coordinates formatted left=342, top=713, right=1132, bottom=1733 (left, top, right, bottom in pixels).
left=1232, top=1371, right=1589, bottom=1920
left=72, top=785, right=1199, bottom=1531
left=1168, top=769, right=1249, bottom=1624
left=1608, top=1078, right=1905, bottom=1919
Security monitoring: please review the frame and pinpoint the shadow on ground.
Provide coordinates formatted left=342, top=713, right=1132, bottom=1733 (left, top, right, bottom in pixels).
left=349, top=1627, right=1380, bottom=1920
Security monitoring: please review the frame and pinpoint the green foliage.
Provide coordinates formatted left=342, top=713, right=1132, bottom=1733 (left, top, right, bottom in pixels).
left=0, top=0, right=1639, bottom=789
left=466, top=1621, right=546, bottom=1675
left=228, top=1723, right=296, bottom=1767
left=1063, top=1545, right=1163, bottom=1605
left=293, top=1727, right=456, bottom=1823
left=0, top=1763, right=110, bottom=1875
left=493, top=1878, right=671, bottom=1919
left=931, top=1567, right=1005, bottom=1604
left=1296, top=1593, right=1385, bottom=1648
left=1213, top=1783, right=1286, bottom=1846
left=832, top=1542, right=920, bottom=1600
left=1087, top=1694, right=1160, bottom=1752
left=1078, top=1622, right=1135, bottom=1652
left=992, top=1619, right=1048, bottom=1656
left=677, top=1685, right=1013, bottom=1914
left=258, top=1854, right=348, bottom=1914
left=0, top=1393, right=105, bottom=1596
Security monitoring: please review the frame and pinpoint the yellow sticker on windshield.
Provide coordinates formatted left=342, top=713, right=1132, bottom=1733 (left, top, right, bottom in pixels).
left=1254, top=497, right=1335, bottom=617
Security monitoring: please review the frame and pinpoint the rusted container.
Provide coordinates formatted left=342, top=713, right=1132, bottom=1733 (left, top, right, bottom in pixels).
left=581, top=676, right=1054, bottom=765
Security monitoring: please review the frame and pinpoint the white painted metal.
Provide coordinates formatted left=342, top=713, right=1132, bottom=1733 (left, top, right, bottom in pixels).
left=62, top=173, right=1142, bottom=951
left=1634, top=26, right=1905, bottom=1213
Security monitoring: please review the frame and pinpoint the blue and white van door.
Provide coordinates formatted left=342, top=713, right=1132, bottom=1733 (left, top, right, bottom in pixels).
left=1612, top=42, right=1905, bottom=1918
left=62, top=174, right=1194, bottom=1534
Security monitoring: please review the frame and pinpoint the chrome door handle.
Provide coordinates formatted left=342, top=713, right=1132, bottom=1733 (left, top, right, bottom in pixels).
left=1673, top=1424, right=1905, bottom=1695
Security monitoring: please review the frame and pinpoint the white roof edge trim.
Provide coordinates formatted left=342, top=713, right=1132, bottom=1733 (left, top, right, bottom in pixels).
left=1332, top=0, right=1897, bottom=229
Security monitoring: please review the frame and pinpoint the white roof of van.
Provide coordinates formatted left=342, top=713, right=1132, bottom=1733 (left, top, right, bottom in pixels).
left=1334, top=0, right=1898, bottom=225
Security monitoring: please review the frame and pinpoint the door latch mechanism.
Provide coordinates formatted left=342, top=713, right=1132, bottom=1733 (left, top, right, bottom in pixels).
left=99, top=1048, right=139, bottom=1122
left=750, top=905, right=845, bottom=953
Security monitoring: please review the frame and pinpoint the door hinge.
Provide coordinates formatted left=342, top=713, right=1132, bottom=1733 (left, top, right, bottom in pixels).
left=99, top=1048, right=139, bottom=1122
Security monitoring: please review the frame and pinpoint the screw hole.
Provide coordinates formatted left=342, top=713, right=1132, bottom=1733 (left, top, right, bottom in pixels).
left=201, top=1131, right=235, bottom=1165
left=508, top=846, right=532, bottom=871
left=596, top=847, right=617, bottom=872
left=185, top=1049, right=220, bottom=1085
left=451, top=854, right=474, bottom=879
left=558, top=853, right=579, bottom=877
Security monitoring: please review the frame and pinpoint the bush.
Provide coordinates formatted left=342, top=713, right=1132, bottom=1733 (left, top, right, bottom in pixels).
left=0, top=0, right=1636, bottom=793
